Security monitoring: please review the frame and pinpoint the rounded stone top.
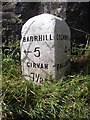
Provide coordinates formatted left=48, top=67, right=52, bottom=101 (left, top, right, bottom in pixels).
left=23, top=13, right=63, bottom=25
left=21, top=13, right=70, bottom=34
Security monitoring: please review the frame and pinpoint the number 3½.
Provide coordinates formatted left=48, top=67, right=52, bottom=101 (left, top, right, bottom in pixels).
left=34, top=47, right=40, bottom=57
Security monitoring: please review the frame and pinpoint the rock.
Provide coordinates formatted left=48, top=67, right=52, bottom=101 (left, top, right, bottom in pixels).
left=21, top=13, right=70, bottom=83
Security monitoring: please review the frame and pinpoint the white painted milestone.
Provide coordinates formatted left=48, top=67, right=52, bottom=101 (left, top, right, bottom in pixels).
left=21, top=13, right=70, bottom=83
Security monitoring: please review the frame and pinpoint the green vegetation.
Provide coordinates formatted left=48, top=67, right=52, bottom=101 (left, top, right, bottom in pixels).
left=2, top=2, right=90, bottom=120
left=2, top=50, right=90, bottom=120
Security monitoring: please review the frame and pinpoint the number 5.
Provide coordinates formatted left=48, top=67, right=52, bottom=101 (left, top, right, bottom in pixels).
left=34, top=47, right=40, bottom=57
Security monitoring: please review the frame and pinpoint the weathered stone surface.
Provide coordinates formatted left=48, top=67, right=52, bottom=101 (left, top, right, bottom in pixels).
left=21, top=13, right=70, bottom=83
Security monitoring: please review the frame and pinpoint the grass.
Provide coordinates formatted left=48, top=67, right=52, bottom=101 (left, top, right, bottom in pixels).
left=2, top=55, right=90, bottom=120
left=1, top=44, right=90, bottom=120
left=2, top=74, right=90, bottom=120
